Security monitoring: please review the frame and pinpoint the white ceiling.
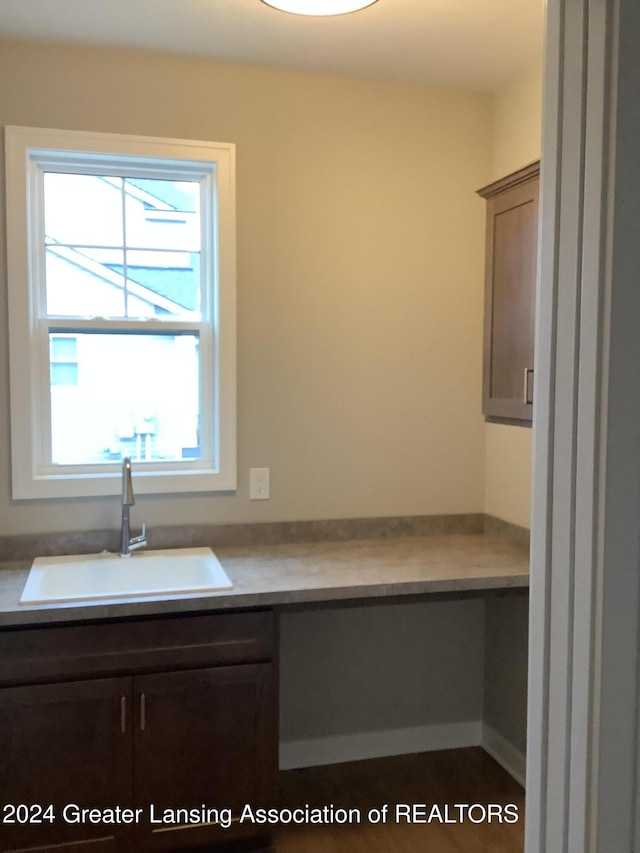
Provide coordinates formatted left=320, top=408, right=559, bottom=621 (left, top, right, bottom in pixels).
left=0, top=0, right=544, bottom=92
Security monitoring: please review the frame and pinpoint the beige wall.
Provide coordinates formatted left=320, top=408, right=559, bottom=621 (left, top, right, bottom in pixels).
left=491, top=59, right=544, bottom=181
left=0, top=40, right=492, bottom=536
left=484, top=58, right=543, bottom=528
left=482, top=58, right=543, bottom=770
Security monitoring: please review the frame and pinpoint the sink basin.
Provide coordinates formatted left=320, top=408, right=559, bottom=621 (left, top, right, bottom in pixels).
left=19, top=547, right=233, bottom=605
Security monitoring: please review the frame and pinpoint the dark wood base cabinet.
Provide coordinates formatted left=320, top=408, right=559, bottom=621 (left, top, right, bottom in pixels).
left=0, top=611, right=278, bottom=853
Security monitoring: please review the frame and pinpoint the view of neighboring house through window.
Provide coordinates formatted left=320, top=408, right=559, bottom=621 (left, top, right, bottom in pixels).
left=5, top=127, right=236, bottom=499
left=45, top=174, right=201, bottom=465
left=49, top=335, right=79, bottom=387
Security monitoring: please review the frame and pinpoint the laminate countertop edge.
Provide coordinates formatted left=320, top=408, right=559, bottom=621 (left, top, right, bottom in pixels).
left=0, top=533, right=529, bottom=628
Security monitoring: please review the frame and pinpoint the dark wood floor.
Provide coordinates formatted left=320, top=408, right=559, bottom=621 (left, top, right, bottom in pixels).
left=273, top=748, right=524, bottom=852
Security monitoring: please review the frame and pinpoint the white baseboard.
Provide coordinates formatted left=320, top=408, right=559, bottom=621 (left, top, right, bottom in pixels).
left=481, top=722, right=526, bottom=788
left=280, top=720, right=482, bottom=770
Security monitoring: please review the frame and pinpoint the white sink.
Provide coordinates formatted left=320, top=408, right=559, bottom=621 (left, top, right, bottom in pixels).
left=19, top=547, right=233, bottom=605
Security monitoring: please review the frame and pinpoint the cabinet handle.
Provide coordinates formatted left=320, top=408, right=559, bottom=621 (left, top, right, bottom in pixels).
left=523, top=368, right=534, bottom=405
left=120, top=696, right=127, bottom=734
left=140, top=693, right=146, bottom=731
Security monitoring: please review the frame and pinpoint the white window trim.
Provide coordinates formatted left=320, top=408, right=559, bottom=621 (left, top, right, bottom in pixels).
left=5, top=126, right=236, bottom=499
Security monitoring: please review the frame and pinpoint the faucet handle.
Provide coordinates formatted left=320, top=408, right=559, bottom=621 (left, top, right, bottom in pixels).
left=129, top=522, right=147, bottom=550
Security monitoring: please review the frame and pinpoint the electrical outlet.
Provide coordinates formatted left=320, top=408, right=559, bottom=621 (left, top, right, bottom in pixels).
left=250, top=467, right=270, bottom=500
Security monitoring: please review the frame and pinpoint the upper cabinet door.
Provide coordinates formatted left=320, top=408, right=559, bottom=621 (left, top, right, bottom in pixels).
left=478, top=162, right=540, bottom=425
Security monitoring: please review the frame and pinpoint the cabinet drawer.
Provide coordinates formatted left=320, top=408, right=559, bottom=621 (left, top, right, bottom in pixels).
left=0, top=610, right=275, bottom=685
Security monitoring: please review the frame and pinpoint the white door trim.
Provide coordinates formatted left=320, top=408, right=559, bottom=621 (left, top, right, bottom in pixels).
left=527, top=1, right=640, bottom=850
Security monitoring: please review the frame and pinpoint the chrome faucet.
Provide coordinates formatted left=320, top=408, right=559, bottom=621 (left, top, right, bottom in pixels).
left=120, top=457, right=147, bottom=557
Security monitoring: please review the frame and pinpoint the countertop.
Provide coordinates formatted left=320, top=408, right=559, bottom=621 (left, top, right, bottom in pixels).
left=0, top=532, right=528, bottom=628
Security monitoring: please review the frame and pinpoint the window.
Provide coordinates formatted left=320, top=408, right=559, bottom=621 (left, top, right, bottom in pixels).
left=5, top=127, right=236, bottom=499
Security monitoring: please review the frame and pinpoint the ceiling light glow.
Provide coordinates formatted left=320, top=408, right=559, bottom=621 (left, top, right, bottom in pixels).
left=261, top=0, right=379, bottom=16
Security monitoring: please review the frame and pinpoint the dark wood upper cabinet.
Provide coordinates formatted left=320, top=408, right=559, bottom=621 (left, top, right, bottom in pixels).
left=477, top=161, right=540, bottom=425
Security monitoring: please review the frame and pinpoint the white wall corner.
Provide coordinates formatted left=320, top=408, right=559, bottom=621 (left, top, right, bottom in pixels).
left=481, top=722, right=526, bottom=789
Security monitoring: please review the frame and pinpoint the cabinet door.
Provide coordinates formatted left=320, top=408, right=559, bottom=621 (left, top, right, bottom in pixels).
left=0, top=678, right=132, bottom=853
left=133, top=663, right=276, bottom=850
left=481, top=169, right=539, bottom=423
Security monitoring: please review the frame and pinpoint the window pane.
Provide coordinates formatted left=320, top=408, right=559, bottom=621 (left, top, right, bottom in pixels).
left=46, top=247, right=125, bottom=316
left=124, top=251, right=201, bottom=319
left=49, top=332, right=201, bottom=465
left=124, top=179, right=200, bottom=252
left=44, top=173, right=124, bottom=247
